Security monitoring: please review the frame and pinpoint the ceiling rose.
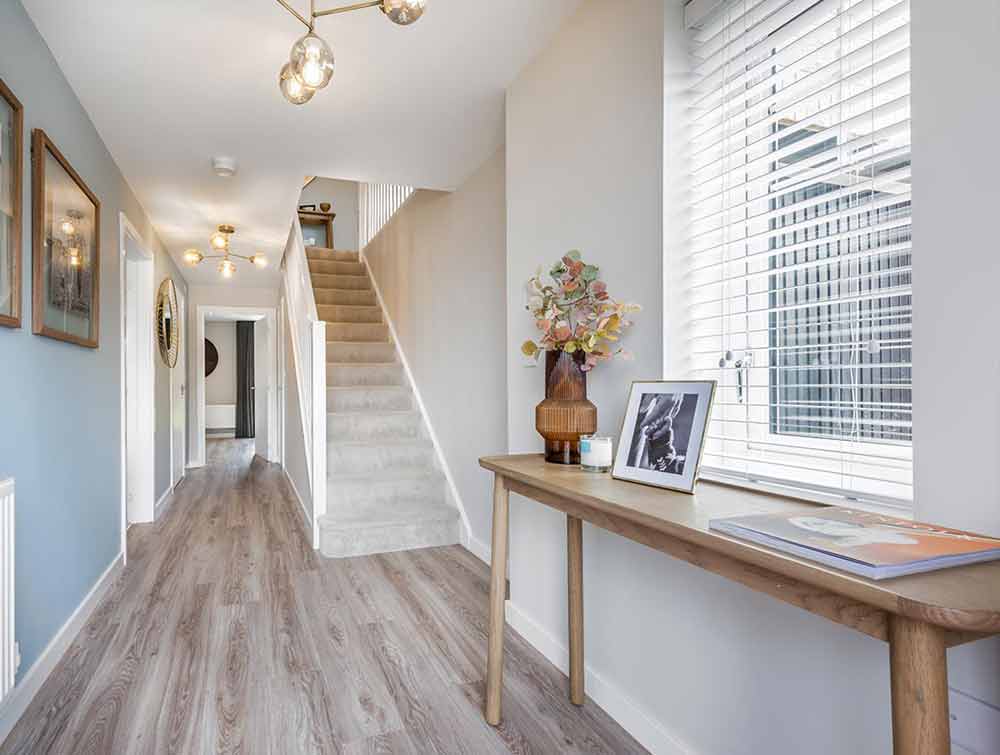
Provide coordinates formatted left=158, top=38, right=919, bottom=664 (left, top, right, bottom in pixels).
left=274, top=0, right=428, bottom=105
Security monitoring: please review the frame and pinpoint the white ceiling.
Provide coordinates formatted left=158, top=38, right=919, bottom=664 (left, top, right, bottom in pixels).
left=22, top=0, right=581, bottom=286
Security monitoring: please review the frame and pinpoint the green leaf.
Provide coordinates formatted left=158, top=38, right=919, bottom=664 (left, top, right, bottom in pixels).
left=582, top=265, right=599, bottom=281
left=565, top=250, right=582, bottom=262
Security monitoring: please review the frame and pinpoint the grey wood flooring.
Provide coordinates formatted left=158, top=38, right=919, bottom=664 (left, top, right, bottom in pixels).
left=1, top=439, right=647, bottom=754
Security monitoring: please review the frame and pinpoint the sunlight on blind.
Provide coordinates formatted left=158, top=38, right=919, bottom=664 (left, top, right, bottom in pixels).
left=686, top=0, right=913, bottom=507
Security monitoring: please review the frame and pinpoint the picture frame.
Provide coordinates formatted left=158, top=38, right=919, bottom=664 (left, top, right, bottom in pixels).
left=0, top=78, right=23, bottom=329
left=612, top=380, right=716, bottom=494
left=31, top=129, right=101, bottom=348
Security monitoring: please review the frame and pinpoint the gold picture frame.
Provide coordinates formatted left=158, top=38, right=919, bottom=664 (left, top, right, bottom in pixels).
left=31, top=129, right=101, bottom=348
left=0, top=78, right=23, bottom=329
left=156, top=278, right=180, bottom=368
left=612, top=380, right=716, bottom=494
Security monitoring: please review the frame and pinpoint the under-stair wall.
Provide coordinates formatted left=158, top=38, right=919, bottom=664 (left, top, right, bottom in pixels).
left=279, top=218, right=327, bottom=547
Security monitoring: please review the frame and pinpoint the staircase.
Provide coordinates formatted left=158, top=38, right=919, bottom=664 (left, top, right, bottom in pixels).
left=307, top=246, right=461, bottom=558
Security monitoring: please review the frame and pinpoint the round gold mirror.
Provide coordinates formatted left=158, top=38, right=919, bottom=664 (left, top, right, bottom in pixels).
left=156, top=278, right=180, bottom=368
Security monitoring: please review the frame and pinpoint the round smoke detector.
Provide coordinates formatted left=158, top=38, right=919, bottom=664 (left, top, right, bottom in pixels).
left=212, top=156, right=238, bottom=178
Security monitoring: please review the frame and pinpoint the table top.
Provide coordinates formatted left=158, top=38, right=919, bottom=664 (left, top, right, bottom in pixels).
left=480, top=454, right=1000, bottom=633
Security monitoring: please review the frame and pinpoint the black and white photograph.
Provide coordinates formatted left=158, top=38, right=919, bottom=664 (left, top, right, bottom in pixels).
left=613, top=381, right=715, bottom=493
left=625, top=392, right=699, bottom=475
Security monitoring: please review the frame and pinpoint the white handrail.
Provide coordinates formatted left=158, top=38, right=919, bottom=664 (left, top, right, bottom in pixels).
left=280, top=216, right=327, bottom=548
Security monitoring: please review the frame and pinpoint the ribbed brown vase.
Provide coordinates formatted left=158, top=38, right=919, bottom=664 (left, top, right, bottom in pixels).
left=536, top=350, right=598, bottom=464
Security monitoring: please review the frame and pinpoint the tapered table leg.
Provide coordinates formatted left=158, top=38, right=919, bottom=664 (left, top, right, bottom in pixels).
left=889, top=615, right=950, bottom=755
left=485, top=474, right=510, bottom=726
left=567, top=515, right=584, bottom=705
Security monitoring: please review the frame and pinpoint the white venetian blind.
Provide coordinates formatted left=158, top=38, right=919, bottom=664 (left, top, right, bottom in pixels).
left=685, top=0, right=913, bottom=508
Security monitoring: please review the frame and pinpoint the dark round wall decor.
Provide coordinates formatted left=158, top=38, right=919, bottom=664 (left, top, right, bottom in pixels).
left=205, top=339, right=219, bottom=377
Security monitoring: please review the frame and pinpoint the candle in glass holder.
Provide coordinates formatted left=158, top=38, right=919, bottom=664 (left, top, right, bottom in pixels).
left=580, top=435, right=613, bottom=472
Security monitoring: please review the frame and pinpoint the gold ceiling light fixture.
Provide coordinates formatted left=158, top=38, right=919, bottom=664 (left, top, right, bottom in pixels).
left=183, top=224, right=268, bottom=280
left=275, top=0, right=428, bottom=105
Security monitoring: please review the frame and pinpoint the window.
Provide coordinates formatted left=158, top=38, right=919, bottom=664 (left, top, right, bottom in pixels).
left=685, top=0, right=912, bottom=507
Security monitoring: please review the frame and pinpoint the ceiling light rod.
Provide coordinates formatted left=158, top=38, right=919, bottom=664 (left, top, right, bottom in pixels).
left=276, top=0, right=383, bottom=30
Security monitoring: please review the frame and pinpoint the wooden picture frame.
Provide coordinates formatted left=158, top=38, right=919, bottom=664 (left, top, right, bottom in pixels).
left=612, top=380, right=716, bottom=493
left=298, top=210, right=335, bottom=249
left=0, top=78, right=23, bottom=329
left=31, top=129, right=101, bottom=348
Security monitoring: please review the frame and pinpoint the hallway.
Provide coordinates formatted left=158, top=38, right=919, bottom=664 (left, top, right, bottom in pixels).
left=1, top=440, right=645, bottom=754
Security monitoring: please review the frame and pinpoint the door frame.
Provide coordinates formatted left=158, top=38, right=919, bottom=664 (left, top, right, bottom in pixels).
left=169, top=285, right=187, bottom=488
left=119, top=212, right=156, bottom=558
left=192, top=305, right=278, bottom=467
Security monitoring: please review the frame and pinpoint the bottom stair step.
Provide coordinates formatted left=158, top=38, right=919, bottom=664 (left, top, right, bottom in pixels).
left=319, top=499, right=460, bottom=559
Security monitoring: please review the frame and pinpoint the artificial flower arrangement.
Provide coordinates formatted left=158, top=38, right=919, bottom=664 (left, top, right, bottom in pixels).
left=521, top=251, right=640, bottom=371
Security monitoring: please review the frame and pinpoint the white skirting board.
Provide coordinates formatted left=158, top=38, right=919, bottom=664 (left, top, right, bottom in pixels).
left=464, top=537, right=692, bottom=755
left=0, top=553, right=123, bottom=747
left=283, top=467, right=313, bottom=537
left=154, top=484, right=174, bottom=521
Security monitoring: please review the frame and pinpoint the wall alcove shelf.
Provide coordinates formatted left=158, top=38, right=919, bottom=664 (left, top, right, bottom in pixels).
left=479, top=454, right=1000, bottom=755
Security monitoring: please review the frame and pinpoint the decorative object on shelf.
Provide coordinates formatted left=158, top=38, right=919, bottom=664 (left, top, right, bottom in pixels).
left=182, top=224, right=267, bottom=279
left=580, top=435, right=613, bottom=473
left=0, top=78, right=23, bottom=329
left=31, top=129, right=101, bottom=348
left=205, top=339, right=219, bottom=377
left=156, top=278, right=180, bottom=368
left=521, top=251, right=640, bottom=464
left=319, top=202, right=331, bottom=212
left=613, top=380, right=716, bottom=493
left=274, top=0, right=428, bottom=105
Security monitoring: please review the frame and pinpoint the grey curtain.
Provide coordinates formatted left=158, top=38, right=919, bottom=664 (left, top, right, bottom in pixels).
left=235, top=321, right=255, bottom=438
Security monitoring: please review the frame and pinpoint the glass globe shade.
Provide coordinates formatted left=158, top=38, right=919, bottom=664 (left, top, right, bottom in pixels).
left=209, top=231, right=229, bottom=251
left=250, top=254, right=268, bottom=268
left=183, top=249, right=204, bottom=265
left=59, top=218, right=76, bottom=236
left=279, top=62, right=315, bottom=105
left=381, top=0, right=427, bottom=25
left=219, top=259, right=236, bottom=278
left=289, top=33, right=334, bottom=90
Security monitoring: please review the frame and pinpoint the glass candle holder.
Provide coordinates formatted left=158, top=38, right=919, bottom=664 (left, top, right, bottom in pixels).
left=580, top=435, right=613, bottom=472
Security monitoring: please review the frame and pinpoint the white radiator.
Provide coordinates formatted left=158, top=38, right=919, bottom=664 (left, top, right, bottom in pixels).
left=0, top=479, right=13, bottom=701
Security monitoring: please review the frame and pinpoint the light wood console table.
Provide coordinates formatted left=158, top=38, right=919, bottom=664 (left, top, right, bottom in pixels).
left=479, top=454, right=1000, bottom=755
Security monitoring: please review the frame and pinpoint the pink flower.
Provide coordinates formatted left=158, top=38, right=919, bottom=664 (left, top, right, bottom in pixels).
left=536, top=318, right=552, bottom=333
left=553, top=324, right=572, bottom=342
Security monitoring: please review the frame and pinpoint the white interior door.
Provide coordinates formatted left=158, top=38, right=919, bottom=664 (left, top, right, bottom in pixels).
left=171, top=287, right=187, bottom=485
left=254, top=318, right=269, bottom=460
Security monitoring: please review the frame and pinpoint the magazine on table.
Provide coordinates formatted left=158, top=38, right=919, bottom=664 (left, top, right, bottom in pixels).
left=709, top=508, right=1000, bottom=580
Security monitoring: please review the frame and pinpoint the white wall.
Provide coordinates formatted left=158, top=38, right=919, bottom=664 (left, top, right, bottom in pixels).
left=204, top=322, right=236, bottom=406
left=300, top=178, right=359, bottom=251
left=911, top=0, right=1000, bottom=719
left=504, top=2, right=892, bottom=754
left=363, top=149, right=508, bottom=543
left=281, top=297, right=312, bottom=527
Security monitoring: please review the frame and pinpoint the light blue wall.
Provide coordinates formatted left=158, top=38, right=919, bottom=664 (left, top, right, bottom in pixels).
left=0, top=0, right=186, bottom=679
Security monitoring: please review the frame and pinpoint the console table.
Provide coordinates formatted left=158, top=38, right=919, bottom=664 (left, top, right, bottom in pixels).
left=479, top=454, right=1000, bottom=755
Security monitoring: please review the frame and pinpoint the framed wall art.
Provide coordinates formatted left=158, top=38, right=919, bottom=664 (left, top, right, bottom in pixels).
left=612, top=380, right=716, bottom=494
left=0, top=78, right=23, bottom=328
left=156, top=277, right=179, bottom=367
left=31, top=129, right=101, bottom=347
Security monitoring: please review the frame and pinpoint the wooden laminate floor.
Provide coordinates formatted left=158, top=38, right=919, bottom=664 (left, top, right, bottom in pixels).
left=2, top=439, right=647, bottom=755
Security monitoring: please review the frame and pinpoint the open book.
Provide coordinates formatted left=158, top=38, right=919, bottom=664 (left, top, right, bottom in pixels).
left=709, top=508, right=1000, bottom=580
